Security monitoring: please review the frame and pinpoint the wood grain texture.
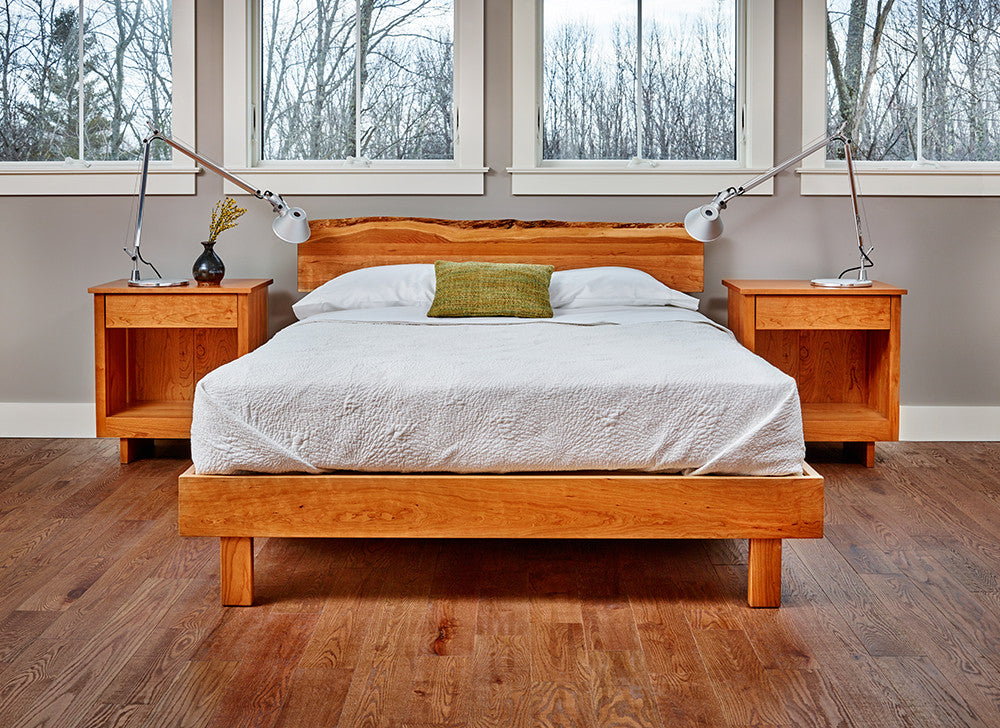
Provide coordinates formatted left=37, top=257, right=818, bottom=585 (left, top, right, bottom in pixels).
left=298, top=217, right=704, bottom=292
left=91, top=280, right=271, bottom=455
left=129, top=328, right=194, bottom=403
left=756, top=295, right=890, bottom=330
left=725, top=280, right=905, bottom=450
left=220, top=537, right=254, bottom=607
left=748, top=538, right=783, bottom=608
left=2, top=439, right=1000, bottom=727
left=88, top=279, right=273, bottom=294
left=178, top=467, right=824, bottom=541
left=722, top=279, right=907, bottom=296
left=105, top=294, right=238, bottom=328
left=180, top=464, right=823, bottom=608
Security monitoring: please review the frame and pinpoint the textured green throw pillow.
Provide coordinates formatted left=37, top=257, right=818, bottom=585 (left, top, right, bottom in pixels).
left=427, top=260, right=555, bottom=318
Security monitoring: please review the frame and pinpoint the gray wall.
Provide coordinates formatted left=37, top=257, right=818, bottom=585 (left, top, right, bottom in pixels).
left=2, top=0, right=998, bottom=406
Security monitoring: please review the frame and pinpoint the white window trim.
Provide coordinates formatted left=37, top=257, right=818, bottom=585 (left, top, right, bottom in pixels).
left=800, top=0, right=1000, bottom=196
left=0, top=0, right=197, bottom=196
left=508, top=0, right=774, bottom=196
left=222, top=0, right=486, bottom=196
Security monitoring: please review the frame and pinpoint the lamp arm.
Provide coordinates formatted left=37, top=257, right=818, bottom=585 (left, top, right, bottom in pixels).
left=143, top=126, right=290, bottom=213
left=722, top=127, right=854, bottom=202
left=841, top=132, right=866, bottom=256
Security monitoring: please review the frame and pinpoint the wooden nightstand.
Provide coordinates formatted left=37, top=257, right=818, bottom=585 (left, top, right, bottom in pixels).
left=723, top=280, right=906, bottom=467
left=89, top=279, right=272, bottom=463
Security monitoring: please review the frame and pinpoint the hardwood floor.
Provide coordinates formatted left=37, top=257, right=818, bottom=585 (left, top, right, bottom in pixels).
left=1, top=439, right=999, bottom=727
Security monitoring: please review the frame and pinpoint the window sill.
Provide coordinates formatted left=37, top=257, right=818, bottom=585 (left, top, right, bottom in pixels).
left=221, top=167, right=489, bottom=196
left=507, top=168, right=774, bottom=196
left=0, top=166, right=197, bottom=196
left=799, top=167, right=1000, bottom=196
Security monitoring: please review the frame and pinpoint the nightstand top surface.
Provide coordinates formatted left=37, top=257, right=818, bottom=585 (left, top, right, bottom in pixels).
left=89, top=278, right=273, bottom=294
left=723, top=279, right=906, bottom=295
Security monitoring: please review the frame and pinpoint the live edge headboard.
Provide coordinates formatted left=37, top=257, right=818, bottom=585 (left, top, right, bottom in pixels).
left=297, top=217, right=704, bottom=293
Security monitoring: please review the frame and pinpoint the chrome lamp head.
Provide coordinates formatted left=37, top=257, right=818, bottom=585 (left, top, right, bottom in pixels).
left=683, top=199, right=726, bottom=243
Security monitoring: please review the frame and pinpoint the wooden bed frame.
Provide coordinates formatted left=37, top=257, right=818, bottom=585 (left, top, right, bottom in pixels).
left=178, top=217, right=824, bottom=608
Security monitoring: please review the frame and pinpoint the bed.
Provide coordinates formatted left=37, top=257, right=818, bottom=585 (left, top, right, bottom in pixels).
left=178, top=217, right=823, bottom=608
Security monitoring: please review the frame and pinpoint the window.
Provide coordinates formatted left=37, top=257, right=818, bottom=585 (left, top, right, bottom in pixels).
left=0, top=0, right=195, bottom=195
left=223, top=0, right=485, bottom=196
left=510, top=0, right=775, bottom=196
left=542, top=0, right=735, bottom=163
left=801, top=0, right=1000, bottom=195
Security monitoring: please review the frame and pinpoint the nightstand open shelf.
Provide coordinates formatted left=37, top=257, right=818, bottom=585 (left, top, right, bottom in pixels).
left=724, top=280, right=906, bottom=466
left=90, top=279, right=271, bottom=462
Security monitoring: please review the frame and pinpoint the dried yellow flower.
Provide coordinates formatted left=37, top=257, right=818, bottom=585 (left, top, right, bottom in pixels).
left=207, top=197, right=247, bottom=243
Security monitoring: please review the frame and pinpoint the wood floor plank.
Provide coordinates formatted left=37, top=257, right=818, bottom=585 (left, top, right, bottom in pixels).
left=272, top=666, right=354, bottom=728
left=859, top=572, right=1000, bottom=716
left=37, top=514, right=179, bottom=640
left=692, top=628, right=790, bottom=726
left=531, top=680, right=597, bottom=728
left=296, top=566, right=384, bottom=670
left=142, top=660, right=238, bottom=728
left=876, top=656, right=989, bottom=728
left=0, top=610, right=59, bottom=665
left=765, top=668, right=847, bottom=728
left=205, top=613, right=319, bottom=728
left=16, top=519, right=151, bottom=612
left=406, top=654, right=473, bottom=725
left=9, top=577, right=188, bottom=728
left=528, top=560, right=584, bottom=625
left=586, top=650, right=663, bottom=728
left=780, top=548, right=922, bottom=728
left=0, top=439, right=62, bottom=476
left=714, top=564, right=817, bottom=670
left=1, top=440, right=999, bottom=727
left=476, top=567, right=530, bottom=637
left=0, top=638, right=84, bottom=721
left=469, top=635, right=531, bottom=728
left=335, top=542, right=436, bottom=728
left=792, top=538, right=922, bottom=658
left=530, top=623, right=589, bottom=684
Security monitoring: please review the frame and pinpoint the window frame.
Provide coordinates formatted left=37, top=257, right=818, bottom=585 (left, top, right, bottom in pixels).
left=0, top=0, right=196, bottom=196
left=508, top=0, right=774, bottom=196
left=222, top=0, right=486, bottom=196
left=800, top=0, right=1000, bottom=196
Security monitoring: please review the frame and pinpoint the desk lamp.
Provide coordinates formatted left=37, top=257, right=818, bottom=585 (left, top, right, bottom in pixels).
left=683, top=124, right=873, bottom=287
left=124, top=124, right=311, bottom=287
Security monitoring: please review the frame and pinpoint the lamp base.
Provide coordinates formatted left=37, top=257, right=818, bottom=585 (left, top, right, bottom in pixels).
left=128, top=278, right=189, bottom=287
left=810, top=277, right=873, bottom=288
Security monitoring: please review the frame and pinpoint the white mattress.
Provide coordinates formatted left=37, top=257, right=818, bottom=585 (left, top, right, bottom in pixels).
left=191, top=306, right=805, bottom=475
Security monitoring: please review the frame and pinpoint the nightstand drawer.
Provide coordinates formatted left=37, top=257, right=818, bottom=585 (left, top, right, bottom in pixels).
left=104, top=294, right=238, bottom=328
left=755, top=296, right=890, bottom=330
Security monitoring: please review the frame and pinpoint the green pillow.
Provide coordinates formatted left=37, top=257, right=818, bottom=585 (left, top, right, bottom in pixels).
left=427, top=260, right=555, bottom=318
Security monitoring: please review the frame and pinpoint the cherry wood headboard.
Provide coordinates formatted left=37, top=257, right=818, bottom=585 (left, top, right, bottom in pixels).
left=297, top=217, right=703, bottom=292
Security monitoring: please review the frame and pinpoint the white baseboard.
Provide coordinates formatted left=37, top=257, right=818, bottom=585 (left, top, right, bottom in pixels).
left=0, top=403, right=997, bottom=442
left=899, top=406, right=1000, bottom=442
left=0, top=403, right=96, bottom=438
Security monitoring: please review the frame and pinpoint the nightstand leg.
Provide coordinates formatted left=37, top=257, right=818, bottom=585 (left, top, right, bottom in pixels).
left=844, top=441, right=876, bottom=467
left=120, top=438, right=152, bottom=463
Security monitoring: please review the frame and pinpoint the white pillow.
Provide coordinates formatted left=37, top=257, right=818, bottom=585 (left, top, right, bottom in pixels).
left=292, top=264, right=435, bottom=319
left=549, top=266, right=700, bottom=310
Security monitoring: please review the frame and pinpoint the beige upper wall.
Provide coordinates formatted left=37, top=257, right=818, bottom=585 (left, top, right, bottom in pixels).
left=1, top=0, right=997, bottom=405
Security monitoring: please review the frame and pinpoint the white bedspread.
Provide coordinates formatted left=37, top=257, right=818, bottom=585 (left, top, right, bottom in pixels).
left=191, top=306, right=805, bottom=475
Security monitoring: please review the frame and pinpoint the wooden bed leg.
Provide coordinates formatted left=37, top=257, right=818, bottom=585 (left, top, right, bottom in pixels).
left=220, top=537, right=254, bottom=606
left=747, top=538, right=782, bottom=608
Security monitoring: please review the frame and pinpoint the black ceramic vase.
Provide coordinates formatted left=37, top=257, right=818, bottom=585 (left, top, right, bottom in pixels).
left=192, top=241, right=225, bottom=286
